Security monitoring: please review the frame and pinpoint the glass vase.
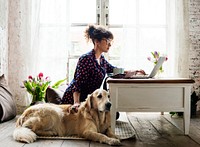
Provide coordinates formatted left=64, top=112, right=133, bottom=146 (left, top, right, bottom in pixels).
left=155, top=70, right=164, bottom=78
left=27, top=93, right=45, bottom=106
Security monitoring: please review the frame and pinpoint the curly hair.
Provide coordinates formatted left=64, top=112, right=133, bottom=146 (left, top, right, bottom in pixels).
left=84, top=24, right=113, bottom=44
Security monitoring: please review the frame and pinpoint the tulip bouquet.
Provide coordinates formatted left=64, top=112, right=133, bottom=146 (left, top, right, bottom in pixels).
left=147, top=51, right=168, bottom=73
left=22, top=72, right=66, bottom=105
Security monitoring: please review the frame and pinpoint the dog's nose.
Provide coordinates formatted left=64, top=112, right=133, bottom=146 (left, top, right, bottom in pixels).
left=105, top=102, right=111, bottom=110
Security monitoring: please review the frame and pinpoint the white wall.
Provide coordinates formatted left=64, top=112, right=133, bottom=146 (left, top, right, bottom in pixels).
left=0, top=0, right=32, bottom=113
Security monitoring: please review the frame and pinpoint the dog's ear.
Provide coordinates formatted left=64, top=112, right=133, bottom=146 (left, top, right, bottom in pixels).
left=85, top=94, right=93, bottom=111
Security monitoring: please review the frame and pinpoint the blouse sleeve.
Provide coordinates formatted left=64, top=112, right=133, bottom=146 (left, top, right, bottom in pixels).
left=71, top=56, right=92, bottom=92
left=102, top=56, right=116, bottom=73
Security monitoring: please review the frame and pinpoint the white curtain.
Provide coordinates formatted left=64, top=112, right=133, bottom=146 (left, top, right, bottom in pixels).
left=8, top=0, right=70, bottom=108
left=30, top=0, right=70, bottom=83
left=29, top=0, right=41, bottom=75
left=166, top=0, right=190, bottom=78
left=174, top=0, right=189, bottom=78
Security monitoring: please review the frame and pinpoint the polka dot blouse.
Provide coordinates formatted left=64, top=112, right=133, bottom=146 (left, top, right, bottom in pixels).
left=61, top=49, right=115, bottom=104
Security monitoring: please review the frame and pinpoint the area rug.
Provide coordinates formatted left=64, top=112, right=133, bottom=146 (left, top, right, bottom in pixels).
left=115, top=120, right=135, bottom=140
left=37, top=120, right=135, bottom=140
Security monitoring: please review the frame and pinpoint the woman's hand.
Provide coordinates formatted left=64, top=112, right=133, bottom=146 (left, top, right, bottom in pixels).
left=125, top=69, right=146, bottom=78
left=71, top=102, right=80, bottom=113
left=72, top=92, right=81, bottom=113
left=135, top=69, right=146, bottom=75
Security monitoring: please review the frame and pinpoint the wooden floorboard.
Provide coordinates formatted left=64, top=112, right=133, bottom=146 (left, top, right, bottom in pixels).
left=164, top=113, right=200, bottom=146
left=23, top=140, right=65, bottom=147
left=1, top=112, right=200, bottom=147
left=127, top=112, right=200, bottom=147
left=62, top=140, right=90, bottom=147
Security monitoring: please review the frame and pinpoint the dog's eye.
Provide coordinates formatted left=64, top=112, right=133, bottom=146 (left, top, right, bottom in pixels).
left=108, top=95, right=110, bottom=98
left=97, top=94, right=102, bottom=99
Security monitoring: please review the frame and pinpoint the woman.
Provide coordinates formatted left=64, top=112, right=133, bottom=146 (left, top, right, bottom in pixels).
left=62, top=25, right=114, bottom=106
left=62, top=25, right=145, bottom=110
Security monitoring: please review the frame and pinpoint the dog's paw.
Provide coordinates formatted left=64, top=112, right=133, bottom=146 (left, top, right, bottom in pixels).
left=107, top=138, right=121, bottom=146
left=112, top=134, right=121, bottom=140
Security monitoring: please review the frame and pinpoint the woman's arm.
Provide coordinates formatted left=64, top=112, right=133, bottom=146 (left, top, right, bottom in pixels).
left=101, top=56, right=115, bottom=73
left=73, top=91, right=80, bottom=104
left=71, top=56, right=92, bottom=110
left=72, top=91, right=80, bottom=112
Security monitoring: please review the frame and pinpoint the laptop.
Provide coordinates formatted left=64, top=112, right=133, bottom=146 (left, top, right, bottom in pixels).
left=125, top=56, right=166, bottom=79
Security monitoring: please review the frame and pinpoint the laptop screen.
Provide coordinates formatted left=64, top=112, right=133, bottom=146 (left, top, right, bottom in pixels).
left=148, top=56, right=166, bottom=78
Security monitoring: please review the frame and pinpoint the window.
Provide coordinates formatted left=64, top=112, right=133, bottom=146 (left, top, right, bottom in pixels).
left=38, top=0, right=173, bottom=82
left=109, top=0, right=168, bottom=72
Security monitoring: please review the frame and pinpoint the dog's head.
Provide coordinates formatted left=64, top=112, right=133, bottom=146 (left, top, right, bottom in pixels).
left=85, top=89, right=111, bottom=112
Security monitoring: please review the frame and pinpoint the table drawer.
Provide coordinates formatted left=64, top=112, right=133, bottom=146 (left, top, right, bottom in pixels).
left=116, top=87, right=184, bottom=109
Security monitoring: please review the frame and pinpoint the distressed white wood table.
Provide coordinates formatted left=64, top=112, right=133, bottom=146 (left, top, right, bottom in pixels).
left=107, top=78, right=194, bottom=135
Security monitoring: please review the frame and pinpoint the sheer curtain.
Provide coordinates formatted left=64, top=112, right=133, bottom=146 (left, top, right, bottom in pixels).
left=174, top=0, right=189, bottom=78
left=11, top=0, right=70, bottom=108
left=120, top=0, right=189, bottom=78
left=29, top=0, right=41, bottom=75
left=30, top=0, right=70, bottom=83
left=166, top=0, right=189, bottom=78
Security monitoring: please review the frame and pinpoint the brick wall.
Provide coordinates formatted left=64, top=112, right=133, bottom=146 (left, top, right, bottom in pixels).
left=189, top=0, right=200, bottom=93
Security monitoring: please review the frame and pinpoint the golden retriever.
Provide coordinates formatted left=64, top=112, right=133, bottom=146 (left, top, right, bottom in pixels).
left=13, top=89, right=121, bottom=145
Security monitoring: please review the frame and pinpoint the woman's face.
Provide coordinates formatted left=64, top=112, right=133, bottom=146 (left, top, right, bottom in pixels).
left=97, top=38, right=113, bottom=53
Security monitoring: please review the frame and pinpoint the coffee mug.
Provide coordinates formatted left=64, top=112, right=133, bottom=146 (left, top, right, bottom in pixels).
left=113, top=68, right=124, bottom=75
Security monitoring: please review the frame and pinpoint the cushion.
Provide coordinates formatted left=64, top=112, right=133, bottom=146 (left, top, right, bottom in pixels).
left=0, top=104, right=3, bottom=122
left=45, top=84, right=68, bottom=104
left=0, top=74, right=17, bottom=122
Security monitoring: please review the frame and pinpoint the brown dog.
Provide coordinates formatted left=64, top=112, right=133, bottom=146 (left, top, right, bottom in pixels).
left=13, top=89, right=121, bottom=145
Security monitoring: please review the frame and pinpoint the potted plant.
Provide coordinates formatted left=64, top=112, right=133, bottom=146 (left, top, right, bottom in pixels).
left=21, top=72, right=66, bottom=105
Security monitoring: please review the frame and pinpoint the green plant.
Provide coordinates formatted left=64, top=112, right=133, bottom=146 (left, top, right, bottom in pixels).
left=22, top=72, right=66, bottom=104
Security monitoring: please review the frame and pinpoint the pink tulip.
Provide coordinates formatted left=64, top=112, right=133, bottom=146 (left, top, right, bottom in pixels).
left=38, top=72, right=43, bottom=79
left=147, top=57, right=151, bottom=61
left=45, top=76, right=50, bottom=81
left=28, top=75, right=33, bottom=79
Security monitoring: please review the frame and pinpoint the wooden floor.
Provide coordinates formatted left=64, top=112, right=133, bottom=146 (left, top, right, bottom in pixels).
left=1, top=112, right=200, bottom=147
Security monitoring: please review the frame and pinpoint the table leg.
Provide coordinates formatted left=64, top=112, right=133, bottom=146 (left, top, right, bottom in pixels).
left=111, top=108, right=116, bottom=133
left=183, top=87, right=191, bottom=135
left=110, top=87, right=117, bottom=133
